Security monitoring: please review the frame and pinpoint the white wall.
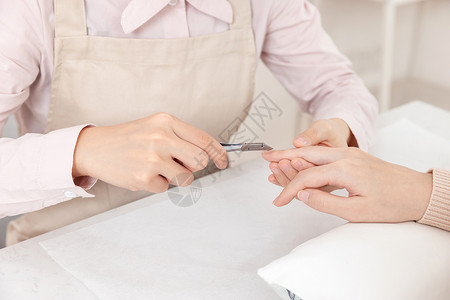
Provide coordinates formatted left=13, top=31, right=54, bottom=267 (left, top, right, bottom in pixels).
left=412, top=0, right=450, bottom=90
left=309, top=0, right=450, bottom=111
left=314, top=0, right=421, bottom=89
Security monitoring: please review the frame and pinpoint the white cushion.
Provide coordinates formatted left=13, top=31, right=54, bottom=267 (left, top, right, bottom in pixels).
left=258, top=222, right=450, bottom=300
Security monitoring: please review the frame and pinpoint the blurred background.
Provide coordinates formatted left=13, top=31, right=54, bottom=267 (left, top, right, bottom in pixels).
left=1, top=0, right=449, bottom=247
left=314, top=0, right=450, bottom=111
left=244, top=0, right=450, bottom=152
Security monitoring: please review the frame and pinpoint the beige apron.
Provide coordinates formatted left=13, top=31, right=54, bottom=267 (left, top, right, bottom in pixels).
left=6, top=0, right=256, bottom=246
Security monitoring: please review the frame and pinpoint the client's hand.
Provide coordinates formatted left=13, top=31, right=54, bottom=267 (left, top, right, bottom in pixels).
left=263, top=147, right=433, bottom=223
left=268, top=118, right=354, bottom=186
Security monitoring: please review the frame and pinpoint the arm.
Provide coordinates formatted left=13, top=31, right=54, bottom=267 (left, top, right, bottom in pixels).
left=0, top=1, right=95, bottom=217
left=0, top=2, right=228, bottom=217
left=262, top=0, right=378, bottom=150
left=0, top=127, right=97, bottom=218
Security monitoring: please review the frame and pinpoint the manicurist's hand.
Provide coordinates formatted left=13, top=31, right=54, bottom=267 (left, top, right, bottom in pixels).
left=268, top=118, right=354, bottom=186
left=263, top=147, right=433, bottom=223
left=294, top=118, right=354, bottom=148
left=72, top=113, right=227, bottom=193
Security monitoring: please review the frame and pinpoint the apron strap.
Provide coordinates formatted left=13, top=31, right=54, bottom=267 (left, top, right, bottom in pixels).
left=54, top=0, right=87, bottom=37
left=228, top=0, right=252, bottom=30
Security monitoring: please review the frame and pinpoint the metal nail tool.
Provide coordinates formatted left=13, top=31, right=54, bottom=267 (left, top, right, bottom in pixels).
left=220, top=143, right=273, bottom=152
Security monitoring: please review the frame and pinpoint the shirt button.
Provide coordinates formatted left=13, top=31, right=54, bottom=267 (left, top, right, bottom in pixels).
left=169, top=0, right=178, bottom=6
left=64, top=191, right=78, bottom=198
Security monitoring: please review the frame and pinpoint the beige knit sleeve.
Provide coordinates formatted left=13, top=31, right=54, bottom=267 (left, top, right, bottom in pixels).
left=418, top=169, right=450, bottom=232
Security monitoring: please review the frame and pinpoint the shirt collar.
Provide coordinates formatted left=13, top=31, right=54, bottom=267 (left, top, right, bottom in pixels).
left=121, top=0, right=233, bottom=34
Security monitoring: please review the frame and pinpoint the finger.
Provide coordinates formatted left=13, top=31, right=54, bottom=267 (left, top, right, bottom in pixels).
left=262, top=148, right=300, bottom=162
left=293, top=120, right=348, bottom=148
left=291, top=158, right=315, bottom=171
left=273, top=163, right=346, bottom=206
left=263, top=146, right=350, bottom=166
left=297, top=189, right=359, bottom=219
left=279, top=159, right=299, bottom=180
left=270, top=162, right=291, bottom=187
left=172, top=117, right=228, bottom=169
left=159, top=160, right=194, bottom=187
left=169, top=138, right=209, bottom=172
left=293, top=121, right=329, bottom=147
left=145, top=175, right=170, bottom=194
left=268, top=174, right=281, bottom=186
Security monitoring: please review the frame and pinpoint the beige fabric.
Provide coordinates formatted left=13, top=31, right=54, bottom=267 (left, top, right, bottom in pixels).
left=7, top=0, right=256, bottom=246
left=418, top=169, right=450, bottom=232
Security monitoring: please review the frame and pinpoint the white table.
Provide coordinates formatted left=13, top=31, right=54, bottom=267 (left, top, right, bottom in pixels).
left=0, top=101, right=448, bottom=299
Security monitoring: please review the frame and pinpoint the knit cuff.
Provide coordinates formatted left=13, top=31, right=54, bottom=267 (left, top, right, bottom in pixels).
left=418, top=169, right=450, bottom=232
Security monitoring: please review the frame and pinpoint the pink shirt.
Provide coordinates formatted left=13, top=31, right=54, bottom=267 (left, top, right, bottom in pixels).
left=0, top=0, right=378, bottom=217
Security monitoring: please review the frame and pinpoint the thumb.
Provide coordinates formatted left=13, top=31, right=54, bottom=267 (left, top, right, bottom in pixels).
left=297, top=189, right=354, bottom=219
left=293, top=123, right=325, bottom=148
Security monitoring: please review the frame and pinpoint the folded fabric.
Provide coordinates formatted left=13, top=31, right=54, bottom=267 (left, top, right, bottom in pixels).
left=258, top=222, right=450, bottom=300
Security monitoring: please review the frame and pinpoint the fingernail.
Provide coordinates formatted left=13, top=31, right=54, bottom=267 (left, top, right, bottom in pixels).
left=296, top=137, right=309, bottom=147
left=272, top=198, right=280, bottom=206
left=272, top=167, right=280, bottom=174
left=217, top=160, right=227, bottom=169
left=297, top=190, right=310, bottom=204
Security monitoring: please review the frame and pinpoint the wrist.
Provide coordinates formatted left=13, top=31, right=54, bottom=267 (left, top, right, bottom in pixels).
left=413, top=172, right=433, bottom=221
left=72, top=126, right=97, bottom=178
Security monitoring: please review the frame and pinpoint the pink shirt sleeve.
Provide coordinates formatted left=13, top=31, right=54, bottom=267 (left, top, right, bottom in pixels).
left=261, top=0, right=378, bottom=151
left=0, top=126, right=95, bottom=218
left=0, top=2, right=95, bottom=217
left=418, top=169, right=450, bottom=232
